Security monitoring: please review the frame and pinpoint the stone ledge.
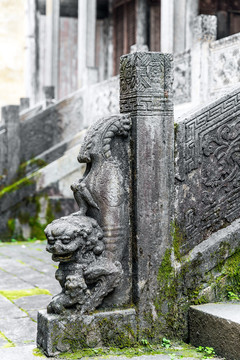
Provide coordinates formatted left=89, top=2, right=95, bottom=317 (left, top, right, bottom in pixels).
left=189, top=303, right=240, bottom=360
left=37, top=308, right=137, bottom=357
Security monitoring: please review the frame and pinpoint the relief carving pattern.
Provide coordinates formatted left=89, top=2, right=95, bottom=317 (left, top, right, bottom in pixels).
left=45, top=114, right=131, bottom=314
left=175, top=90, right=240, bottom=253
left=120, top=52, right=173, bottom=114
left=210, top=35, right=240, bottom=95
left=173, top=50, right=191, bottom=105
left=89, top=78, right=119, bottom=122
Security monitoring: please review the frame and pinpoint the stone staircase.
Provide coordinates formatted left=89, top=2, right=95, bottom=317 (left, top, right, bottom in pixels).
left=189, top=303, right=240, bottom=360
left=0, top=133, right=85, bottom=241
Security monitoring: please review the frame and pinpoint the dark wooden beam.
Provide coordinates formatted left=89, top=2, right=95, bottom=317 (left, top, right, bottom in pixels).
left=37, top=0, right=78, bottom=17
left=37, top=0, right=109, bottom=18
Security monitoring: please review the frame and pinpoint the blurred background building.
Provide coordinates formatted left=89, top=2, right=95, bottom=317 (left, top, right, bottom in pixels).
left=0, top=0, right=240, bottom=240
left=1, top=0, right=240, bottom=107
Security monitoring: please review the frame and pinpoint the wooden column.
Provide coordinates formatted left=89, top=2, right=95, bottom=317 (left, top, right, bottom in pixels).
left=78, top=0, right=97, bottom=87
left=25, top=0, right=39, bottom=105
left=136, top=0, right=148, bottom=47
left=161, top=0, right=174, bottom=52
left=45, top=0, right=60, bottom=98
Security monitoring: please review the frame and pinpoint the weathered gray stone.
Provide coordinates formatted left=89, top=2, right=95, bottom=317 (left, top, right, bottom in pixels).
left=14, top=295, right=52, bottom=311
left=0, top=123, right=7, bottom=187
left=189, top=303, right=240, bottom=360
left=20, top=98, right=30, bottom=112
left=175, top=87, right=240, bottom=254
left=38, top=113, right=132, bottom=316
left=0, top=295, right=27, bottom=319
left=0, top=317, right=36, bottom=345
left=173, top=50, right=191, bottom=105
left=37, top=51, right=175, bottom=352
left=43, top=86, right=55, bottom=101
left=44, top=213, right=123, bottom=315
left=1, top=106, right=21, bottom=183
left=182, top=218, right=240, bottom=280
left=37, top=308, right=137, bottom=356
left=0, top=269, right=34, bottom=291
left=0, top=345, right=55, bottom=360
left=209, top=33, right=240, bottom=98
left=120, top=51, right=174, bottom=333
left=72, top=113, right=132, bottom=307
left=193, top=15, right=217, bottom=42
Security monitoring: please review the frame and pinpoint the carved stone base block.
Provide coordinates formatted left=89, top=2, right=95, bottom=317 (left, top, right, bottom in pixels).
left=37, top=309, right=137, bottom=356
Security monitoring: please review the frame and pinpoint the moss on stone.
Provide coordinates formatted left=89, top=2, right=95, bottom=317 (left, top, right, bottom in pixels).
left=17, top=158, right=47, bottom=180
left=46, top=201, right=55, bottom=224
left=58, top=341, right=205, bottom=359
left=7, top=218, right=15, bottom=235
left=32, top=348, right=45, bottom=357
left=0, top=331, right=15, bottom=347
left=174, top=122, right=179, bottom=141
left=29, top=217, right=46, bottom=240
left=0, top=288, right=51, bottom=302
left=211, top=248, right=240, bottom=299
left=171, top=220, right=185, bottom=262
left=0, top=176, right=34, bottom=199
left=54, top=199, right=62, bottom=213
left=98, top=317, right=136, bottom=348
left=7, top=218, right=24, bottom=241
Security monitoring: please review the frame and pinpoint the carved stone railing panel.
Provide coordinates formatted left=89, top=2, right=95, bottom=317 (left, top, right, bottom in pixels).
left=0, top=123, right=7, bottom=186
left=173, top=50, right=191, bottom=105
left=87, top=76, right=119, bottom=126
left=175, top=87, right=240, bottom=254
left=209, top=33, right=240, bottom=98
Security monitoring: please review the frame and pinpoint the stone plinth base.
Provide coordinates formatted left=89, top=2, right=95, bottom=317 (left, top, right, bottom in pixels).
left=189, top=303, right=240, bottom=360
left=37, top=309, right=137, bottom=357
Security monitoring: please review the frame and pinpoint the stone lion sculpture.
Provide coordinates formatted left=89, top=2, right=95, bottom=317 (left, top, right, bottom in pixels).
left=44, top=211, right=123, bottom=315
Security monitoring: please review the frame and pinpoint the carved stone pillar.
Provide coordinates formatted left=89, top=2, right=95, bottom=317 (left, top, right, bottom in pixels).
left=120, top=51, right=174, bottom=332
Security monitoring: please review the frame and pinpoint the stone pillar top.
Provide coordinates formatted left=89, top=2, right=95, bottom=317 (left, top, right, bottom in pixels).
left=120, top=52, right=173, bottom=115
left=20, top=98, right=30, bottom=112
left=193, top=14, right=217, bottom=43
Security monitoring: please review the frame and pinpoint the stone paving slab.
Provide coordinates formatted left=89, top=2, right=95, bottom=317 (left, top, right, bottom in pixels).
left=0, top=317, right=37, bottom=345
left=0, top=346, right=216, bottom=360
left=0, top=336, right=9, bottom=347
left=0, top=345, right=55, bottom=360
left=0, top=295, right=26, bottom=319
left=0, top=346, right=193, bottom=360
left=14, top=294, right=52, bottom=311
left=0, top=241, right=55, bottom=349
left=0, top=270, right=33, bottom=290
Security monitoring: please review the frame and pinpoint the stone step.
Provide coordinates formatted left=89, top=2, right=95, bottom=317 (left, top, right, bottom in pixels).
left=189, top=303, right=240, bottom=360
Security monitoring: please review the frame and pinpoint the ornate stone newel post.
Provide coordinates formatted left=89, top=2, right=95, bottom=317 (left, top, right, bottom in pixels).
left=120, top=52, right=174, bottom=333
left=37, top=51, right=174, bottom=356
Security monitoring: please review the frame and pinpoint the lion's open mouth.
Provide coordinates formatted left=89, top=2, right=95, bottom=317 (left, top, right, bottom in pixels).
left=52, top=253, right=73, bottom=262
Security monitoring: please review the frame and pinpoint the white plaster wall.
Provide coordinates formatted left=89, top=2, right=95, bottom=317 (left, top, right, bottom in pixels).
left=0, top=0, right=26, bottom=111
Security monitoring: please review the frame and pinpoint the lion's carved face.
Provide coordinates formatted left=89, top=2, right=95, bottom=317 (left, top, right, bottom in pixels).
left=44, top=214, right=104, bottom=263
